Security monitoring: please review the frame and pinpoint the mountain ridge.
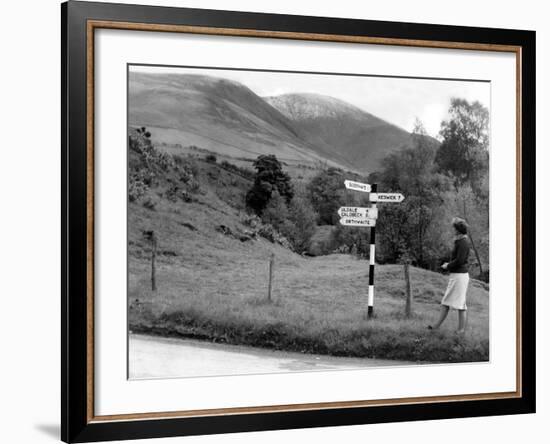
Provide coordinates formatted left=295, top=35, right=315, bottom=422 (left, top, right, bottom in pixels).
left=129, top=72, right=435, bottom=173
left=264, top=92, right=430, bottom=171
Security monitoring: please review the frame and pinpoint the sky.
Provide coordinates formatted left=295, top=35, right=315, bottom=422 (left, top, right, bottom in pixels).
left=131, top=65, right=490, bottom=139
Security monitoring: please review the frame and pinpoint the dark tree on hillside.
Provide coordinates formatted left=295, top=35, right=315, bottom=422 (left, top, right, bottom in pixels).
left=246, top=155, right=294, bottom=215
left=435, top=98, right=489, bottom=194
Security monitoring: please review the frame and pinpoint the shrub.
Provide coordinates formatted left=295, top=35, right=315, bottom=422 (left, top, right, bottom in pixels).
left=287, top=196, right=318, bottom=253
left=142, top=195, right=158, bottom=211
left=205, top=154, right=217, bottom=163
left=156, top=151, right=175, bottom=171
left=165, top=184, right=181, bottom=202
left=261, top=191, right=290, bottom=228
left=129, top=175, right=148, bottom=202
left=186, top=178, right=201, bottom=193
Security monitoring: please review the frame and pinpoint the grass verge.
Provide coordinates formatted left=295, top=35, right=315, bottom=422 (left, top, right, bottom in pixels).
left=129, top=254, right=489, bottom=363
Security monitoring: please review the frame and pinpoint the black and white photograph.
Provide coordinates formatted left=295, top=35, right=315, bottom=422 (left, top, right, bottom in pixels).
left=0, top=0, right=543, bottom=442
left=127, top=65, right=490, bottom=379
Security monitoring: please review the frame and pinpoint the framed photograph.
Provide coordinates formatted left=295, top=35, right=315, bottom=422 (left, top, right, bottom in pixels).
left=61, top=1, right=535, bottom=442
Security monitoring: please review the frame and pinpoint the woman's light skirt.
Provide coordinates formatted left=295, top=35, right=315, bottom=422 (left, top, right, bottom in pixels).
left=441, top=272, right=469, bottom=310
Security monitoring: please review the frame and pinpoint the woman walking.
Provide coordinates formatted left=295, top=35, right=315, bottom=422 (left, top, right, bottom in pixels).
left=429, top=217, right=471, bottom=334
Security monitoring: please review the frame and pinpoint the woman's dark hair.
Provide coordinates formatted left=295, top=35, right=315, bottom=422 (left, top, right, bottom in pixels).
left=452, top=217, right=468, bottom=235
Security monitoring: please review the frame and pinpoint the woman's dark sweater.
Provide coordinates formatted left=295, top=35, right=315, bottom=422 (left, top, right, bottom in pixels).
left=447, top=236, right=470, bottom=273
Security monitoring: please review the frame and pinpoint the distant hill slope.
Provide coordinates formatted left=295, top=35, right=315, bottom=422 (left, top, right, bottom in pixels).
left=129, top=72, right=438, bottom=174
left=265, top=93, right=437, bottom=172
left=128, top=72, right=353, bottom=169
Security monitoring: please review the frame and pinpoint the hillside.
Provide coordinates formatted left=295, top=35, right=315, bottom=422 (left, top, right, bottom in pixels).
left=265, top=93, right=438, bottom=172
left=128, top=72, right=353, bottom=170
left=129, top=72, right=440, bottom=174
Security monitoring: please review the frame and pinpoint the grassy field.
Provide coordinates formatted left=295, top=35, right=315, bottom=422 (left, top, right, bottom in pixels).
left=128, top=146, right=489, bottom=364
left=129, top=204, right=489, bottom=363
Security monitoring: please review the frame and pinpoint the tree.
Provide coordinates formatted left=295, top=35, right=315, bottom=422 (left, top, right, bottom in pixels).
left=377, top=120, right=450, bottom=267
left=434, top=99, right=490, bottom=278
left=287, top=195, right=317, bottom=253
left=246, top=155, right=294, bottom=215
left=435, top=98, right=489, bottom=194
left=261, top=191, right=291, bottom=230
left=307, top=167, right=346, bottom=225
left=439, top=184, right=489, bottom=279
left=262, top=192, right=318, bottom=254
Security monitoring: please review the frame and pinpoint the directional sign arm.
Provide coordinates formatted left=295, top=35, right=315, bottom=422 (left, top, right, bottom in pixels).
left=369, top=192, right=405, bottom=203
left=344, top=180, right=371, bottom=193
left=339, top=217, right=376, bottom=227
left=337, top=207, right=378, bottom=219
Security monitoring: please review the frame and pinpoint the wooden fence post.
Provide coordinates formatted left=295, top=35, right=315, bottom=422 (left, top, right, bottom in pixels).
left=151, top=232, right=157, bottom=292
left=267, top=253, right=275, bottom=302
left=143, top=230, right=157, bottom=292
left=404, top=261, right=412, bottom=317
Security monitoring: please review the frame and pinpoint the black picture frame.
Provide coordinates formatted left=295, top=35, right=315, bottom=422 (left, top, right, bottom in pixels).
left=61, top=1, right=536, bottom=442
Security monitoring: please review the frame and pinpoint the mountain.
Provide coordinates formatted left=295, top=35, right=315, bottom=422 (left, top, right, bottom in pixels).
left=129, top=72, right=437, bottom=174
left=264, top=93, right=428, bottom=172
left=128, top=72, right=352, bottom=169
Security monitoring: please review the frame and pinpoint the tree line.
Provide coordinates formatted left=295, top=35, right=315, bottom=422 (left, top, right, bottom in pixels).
left=244, top=98, right=490, bottom=281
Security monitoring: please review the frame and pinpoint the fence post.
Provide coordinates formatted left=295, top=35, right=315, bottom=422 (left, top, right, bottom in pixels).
left=143, top=230, right=158, bottom=292
left=404, top=261, right=412, bottom=317
left=267, top=253, right=275, bottom=302
left=152, top=232, right=157, bottom=292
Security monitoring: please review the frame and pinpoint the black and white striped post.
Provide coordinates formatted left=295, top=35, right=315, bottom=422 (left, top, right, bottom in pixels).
left=341, top=181, right=404, bottom=318
left=367, top=183, right=377, bottom=318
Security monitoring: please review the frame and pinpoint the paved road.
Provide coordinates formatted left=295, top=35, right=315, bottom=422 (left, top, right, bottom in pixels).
left=129, top=333, right=413, bottom=379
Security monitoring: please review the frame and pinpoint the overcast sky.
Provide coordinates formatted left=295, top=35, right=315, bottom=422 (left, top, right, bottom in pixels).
left=131, top=65, right=490, bottom=139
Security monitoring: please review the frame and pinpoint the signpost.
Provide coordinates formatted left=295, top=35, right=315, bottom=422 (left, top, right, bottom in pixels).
left=339, top=217, right=376, bottom=227
left=367, top=184, right=377, bottom=318
left=340, top=181, right=405, bottom=318
left=344, top=180, right=371, bottom=193
left=337, top=206, right=378, bottom=219
left=369, top=193, right=405, bottom=203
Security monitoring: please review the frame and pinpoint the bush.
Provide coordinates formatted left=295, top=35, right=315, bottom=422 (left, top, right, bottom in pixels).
left=156, top=151, right=175, bottom=171
left=287, top=196, right=318, bottom=253
left=173, top=155, right=199, bottom=177
left=186, top=178, right=201, bottom=193
left=205, top=154, right=217, bottom=163
left=260, top=192, right=318, bottom=253
left=262, top=191, right=290, bottom=228
left=142, top=195, right=158, bottom=211
left=129, top=175, right=148, bottom=202
left=165, top=184, right=181, bottom=202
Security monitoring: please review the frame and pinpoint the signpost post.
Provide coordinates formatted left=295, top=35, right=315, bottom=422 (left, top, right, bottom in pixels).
left=340, top=181, right=404, bottom=318
left=367, top=184, right=377, bottom=318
